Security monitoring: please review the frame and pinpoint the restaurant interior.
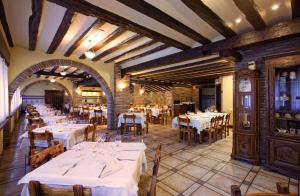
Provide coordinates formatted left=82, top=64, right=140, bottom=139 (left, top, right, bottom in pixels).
left=0, top=0, right=299, bottom=195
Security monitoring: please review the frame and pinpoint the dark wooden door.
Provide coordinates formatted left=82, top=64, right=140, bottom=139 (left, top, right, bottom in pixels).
left=216, top=84, right=222, bottom=112
left=45, top=90, right=64, bottom=110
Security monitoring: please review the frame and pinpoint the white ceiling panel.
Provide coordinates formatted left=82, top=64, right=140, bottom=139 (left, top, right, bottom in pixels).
left=3, top=0, right=31, bottom=48
left=101, top=37, right=152, bottom=62
left=202, top=0, right=254, bottom=34
left=254, top=0, right=292, bottom=26
left=37, top=1, right=66, bottom=52
left=56, top=13, right=97, bottom=54
left=121, top=47, right=182, bottom=68
left=74, top=22, right=119, bottom=56
left=115, top=42, right=164, bottom=63
left=145, top=0, right=224, bottom=42
left=87, top=0, right=198, bottom=47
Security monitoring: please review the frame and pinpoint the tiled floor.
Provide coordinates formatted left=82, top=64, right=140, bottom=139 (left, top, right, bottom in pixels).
left=0, top=118, right=299, bottom=196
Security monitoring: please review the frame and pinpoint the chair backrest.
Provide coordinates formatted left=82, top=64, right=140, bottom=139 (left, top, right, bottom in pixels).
left=226, top=113, right=231, bottom=125
left=28, top=130, right=54, bottom=151
left=178, top=117, right=190, bottom=127
left=84, top=125, right=96, bottom=142
left=28, top=180, right=90, bottom=196
left=94, top=109, right=102, bottom=116
left=148, top=144, right=162, bottom=196
left=30, top=143, right=64, bottom=169
left=219, top=115, right=224, bottom=125
left=124, top=114, right=136, bottom=124
left=146, top=108, right=152, bottom=115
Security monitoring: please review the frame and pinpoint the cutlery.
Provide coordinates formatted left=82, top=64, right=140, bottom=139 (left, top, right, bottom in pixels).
left=62, top=162, right=78, bottom=176
left=98, top=165, right=107, bottom=178
left=117, top=158, right=135, bottom=161
left=118, top=149, right=140, bottom=152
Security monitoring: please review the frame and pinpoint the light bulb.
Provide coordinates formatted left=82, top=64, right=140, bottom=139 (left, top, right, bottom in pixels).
left=84, top=51, right=96, bottom=59
left=50, top=79, right=55, bottom=83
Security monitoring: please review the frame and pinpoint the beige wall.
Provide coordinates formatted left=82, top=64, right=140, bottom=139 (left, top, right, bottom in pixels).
left=19, top=77, right=74, bottom=97
left=220, top=75, right=234, bottom=125
left=8, top=46, right=115, bottom=94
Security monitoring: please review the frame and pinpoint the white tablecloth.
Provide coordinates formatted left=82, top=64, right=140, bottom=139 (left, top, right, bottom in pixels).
left=70, top=107, right=108, bottom=119
left=19, top=124, right=90, bottom=150
left=19, top=142, right=147, bottom=196
left=172, top=112, right=227, bottom=134
left=118, top=113, right=146, bottom=129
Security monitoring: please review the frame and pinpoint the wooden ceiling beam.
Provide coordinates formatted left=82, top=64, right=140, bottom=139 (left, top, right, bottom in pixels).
left=174, top=72, right=235, bottom=83
left=29, top=0, right=43, bottom=50
left=124, top=49, right=240, bottom=74
left=116, top=0, right=210, bottom=44
left=0, top=0, right=13, bottom=47
left=130, top=78, right=175, bottom=86
left=182, top=0, right=236, bottom=38
left=64, top=19, right=105, bottom=57
left=47, top=0, right=190, bottom=50
left=34, top=70, right=86, bottom=78
left=92, top=34, right=143, bottom=61
left=79, top=27, right=126, bottom=59
left=117, top=44, right=169, bottom=65
left=233, top=0, right=266, bottom=30
left=47, top=9, right=75, bottom=54
left=104, top=40, right=157, bottom=63
left=291, top=0, right=300, bottom=19
left=123, top=18, right=300, bottom=74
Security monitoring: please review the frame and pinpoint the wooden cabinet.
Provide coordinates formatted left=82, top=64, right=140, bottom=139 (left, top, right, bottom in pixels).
left=266, top=53, right=300, bottom=179
left=232, top=69, right=260, bottom=164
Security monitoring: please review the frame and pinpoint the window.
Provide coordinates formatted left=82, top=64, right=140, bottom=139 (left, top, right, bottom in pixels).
left=10, top=87, right=22, bottom=113
left=0, top=57, right=9, bottom=122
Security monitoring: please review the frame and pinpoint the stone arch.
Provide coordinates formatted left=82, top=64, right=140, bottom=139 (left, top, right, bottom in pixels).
left=20, top=79, right=72, bottom=97
left=9, top=59, right=114, bottom=129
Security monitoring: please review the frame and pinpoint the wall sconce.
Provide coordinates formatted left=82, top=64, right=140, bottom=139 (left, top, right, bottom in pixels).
left=139, top=88, right=145, bottom=95
left=118, top=82, right=126, bottom=91
left=103, top=91, right=106, bottom=96
left=290, top=71, right=296, bottom=80
left=76, top=87, right=82, bottom=95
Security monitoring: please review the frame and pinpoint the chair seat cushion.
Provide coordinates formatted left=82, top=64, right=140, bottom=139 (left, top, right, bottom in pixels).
left=138, top=174, right=151, bottom=196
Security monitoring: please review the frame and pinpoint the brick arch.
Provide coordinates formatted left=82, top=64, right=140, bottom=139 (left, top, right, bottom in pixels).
left=20, top=80, right=72, bottom=97
left=9, top=59, right=114, bottom=129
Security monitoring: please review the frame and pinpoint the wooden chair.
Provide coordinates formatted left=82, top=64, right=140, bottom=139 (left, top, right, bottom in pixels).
left=146, top=109, right=154, bottom=123
left=201, top=117, right=217, bottom=144
left=231, top=182, right=297, bottom=196
left=94, top=109, right=103, bottom=125
left=28, top=180, right=90, bottom=196
left=30, top=143, right=64, bottom=169
left=28, top=130, right=56, bottom=157
left=123, top=114, right=137, bottom=136
left=138, top=144, right=162, bottom=196
left=159, top=109, right=168, bottom=126
left=178, top=117, right=195, bottom=145
left=84, top=125, right=96, bottom=142
left=225, top=113, right=231, bottom=136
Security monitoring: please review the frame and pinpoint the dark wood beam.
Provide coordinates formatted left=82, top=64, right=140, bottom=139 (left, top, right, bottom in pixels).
left=68, top=68, right=79, bottom=75
left=173, top=72, right=234, bottom=83
left=64, top=19, right=105, bottom=57
left=130, top=78, right=175, bottom=86
left=47, top=9, right=75, bottom=54
left=35, top=70, right=86, bottom=78
left=133, top=58, right=227, bottom=77
left=47, top=0, right=190, bottom=50
left=117, top=44, right=169, bottom=65
left=233, top=0, right=266, bottom=30
left=116, top=0, right=210, bottom=44
left=77, top=78, right=97, bottom=86
left=104, top=40, right=157, bottom=63
left=124, top=49, right=240, bottom=74
left=29, top=0, right=43, bottom=50
left=79, top=27, right=126, bottom=59
left=291, top=0, right=300, bottom=18
left=0, top=0, right=13, bottom=47
left=92, top=34, right=143, bottom=61
left=182, top=0, right=236, bottom=38
left=49, top=65, right=59, bottom=73
left=123, top=18, right=300, bottom=74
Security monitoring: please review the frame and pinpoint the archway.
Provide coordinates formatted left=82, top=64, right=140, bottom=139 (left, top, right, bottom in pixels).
left=8, top=59, right=114, bottom=129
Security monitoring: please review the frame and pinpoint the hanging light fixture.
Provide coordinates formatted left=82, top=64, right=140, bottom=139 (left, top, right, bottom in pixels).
left=84, top=40, right=95, bottom=59
left=50, top=79, right=56, bottom=83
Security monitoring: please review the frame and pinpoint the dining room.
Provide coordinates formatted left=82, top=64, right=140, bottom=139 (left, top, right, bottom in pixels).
left=0, top=0, right=300, bottom=196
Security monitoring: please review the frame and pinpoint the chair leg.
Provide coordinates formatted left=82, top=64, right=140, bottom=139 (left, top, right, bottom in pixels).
left=188, top=131, right=191, bottom=145
left=178, top=129, right=181, bottom=143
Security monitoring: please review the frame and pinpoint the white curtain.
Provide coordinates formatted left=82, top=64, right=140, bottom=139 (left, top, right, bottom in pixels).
left=10, top=87, right=22, bottom=113
left=0, top=57, right=9, bottom=122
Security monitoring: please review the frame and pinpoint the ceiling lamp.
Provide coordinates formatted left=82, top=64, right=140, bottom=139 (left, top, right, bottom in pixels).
left=60, top=71, right=67, bottom=76
left=271, top=4, right=279, bottom=11
left=235, top=18, right=242, bottom=24
left=84, top=40, right=95, bottom=59
left=50, top=79, right=56, bottom=83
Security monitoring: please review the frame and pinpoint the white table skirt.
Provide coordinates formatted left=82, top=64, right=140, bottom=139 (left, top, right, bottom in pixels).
left=118, top=113, right=146, bottom=129
left=172, top=112, right=227, bottom=134
left=19, top=124, right=90, bottom=150
left=19, top=142, right=147, bottom=196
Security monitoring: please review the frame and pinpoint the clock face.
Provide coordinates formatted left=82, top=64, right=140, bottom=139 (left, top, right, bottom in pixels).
left=239, top=78, right=251, bottom=92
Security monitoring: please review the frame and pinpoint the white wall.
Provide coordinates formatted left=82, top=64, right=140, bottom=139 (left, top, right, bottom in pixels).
left=220, top=75, right=234, bottom=125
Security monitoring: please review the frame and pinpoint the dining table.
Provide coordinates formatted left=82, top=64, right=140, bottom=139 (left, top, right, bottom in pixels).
left=172, top=112, right=227, bottom=134
left=18, top=141, right=147, bottom=196
left=19, top=123, right=91, bottom=150
left=118, top=113, right=146, bottom=129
